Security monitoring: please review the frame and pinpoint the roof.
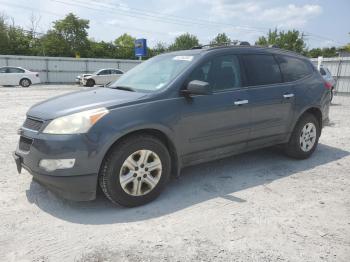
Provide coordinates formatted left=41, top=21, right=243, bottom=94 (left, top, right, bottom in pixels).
left=163, top=45, right=307, bottom=60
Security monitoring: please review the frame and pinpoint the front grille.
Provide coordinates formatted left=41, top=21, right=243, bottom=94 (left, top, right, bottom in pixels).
left=19, top=136, right=33, bottom=152
left=23, top=117, right=43, bottom=131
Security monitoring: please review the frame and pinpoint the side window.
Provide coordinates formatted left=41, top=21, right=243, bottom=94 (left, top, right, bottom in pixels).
left=320, top=67, right=326, bottom=76
left=0, top=67, right=7, bottom=73
left=188, top=61, right=212, bottom=83
left=187, top=55, right=241, bottom=91
left=243, top=54, right=282, bottom=86
left=98, top=70, right=110, bottom=75
left=325, top=68, right=332, bottom=76
left=276, top=55, right=313, bottom=82
left=211, top=55, right=241, bottom=91
left=8, top=67, right=24, bottom=73
left=115, top=70, right=123, bottom=74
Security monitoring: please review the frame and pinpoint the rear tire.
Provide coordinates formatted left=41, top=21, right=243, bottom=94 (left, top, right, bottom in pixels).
left=99, top=134, right=171, bottom=207
left=330, top=87, right=334, bottom=101
left=284, top=113, right=320, bottom=159
left=86, top=79, right=95, bottom=87
left=20, top=78, right=31, bottom=87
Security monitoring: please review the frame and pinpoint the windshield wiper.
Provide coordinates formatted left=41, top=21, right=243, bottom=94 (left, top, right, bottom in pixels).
left=110, top=86, right=135, bottom=92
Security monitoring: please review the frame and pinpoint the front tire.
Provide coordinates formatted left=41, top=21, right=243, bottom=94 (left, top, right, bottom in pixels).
left=284, top=113, right=320, bottom=159
left=99, top=134, right=171, bottom=207
left=20, top=78, right=31, bottom=87
left=86, top=79, right=95, bottom=87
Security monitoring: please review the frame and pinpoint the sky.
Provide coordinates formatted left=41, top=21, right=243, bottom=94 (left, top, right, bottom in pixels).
left=1, top=0, right=349, bottom=48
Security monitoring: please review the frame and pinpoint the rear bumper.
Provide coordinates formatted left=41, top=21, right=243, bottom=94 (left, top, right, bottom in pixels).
left=31, top=78, right=41, bottom=85
left=13, top=152, right=97, bottom=201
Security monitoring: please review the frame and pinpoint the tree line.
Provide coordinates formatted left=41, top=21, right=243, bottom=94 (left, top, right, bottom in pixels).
left=0, top=13, right=349, bottom=59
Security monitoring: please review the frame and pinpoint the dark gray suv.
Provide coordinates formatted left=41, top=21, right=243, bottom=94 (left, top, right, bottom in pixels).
left=14, top=46, right=331, bottom=207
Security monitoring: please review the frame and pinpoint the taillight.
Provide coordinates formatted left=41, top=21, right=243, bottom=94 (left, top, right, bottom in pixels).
left=324, top=81, right=332, bottom=90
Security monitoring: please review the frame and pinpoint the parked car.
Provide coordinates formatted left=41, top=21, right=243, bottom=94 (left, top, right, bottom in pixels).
left=75, top=73, right=92, bottom=85
left=319, top=65, right=336, bottom=100
left=0, top=66, right=40, bottom=87
left=82, top=68, right=124, bottom=87
left=13, top=46, right=331, bottom=207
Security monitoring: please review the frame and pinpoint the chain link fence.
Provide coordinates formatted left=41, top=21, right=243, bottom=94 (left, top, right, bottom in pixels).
left=311, top=57, right=350, bottom=95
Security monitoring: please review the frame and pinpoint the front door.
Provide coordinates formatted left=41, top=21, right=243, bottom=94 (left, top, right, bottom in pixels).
left=178, top=54, right=251, bottom=165
left=0, top=67, right=10, bottom=85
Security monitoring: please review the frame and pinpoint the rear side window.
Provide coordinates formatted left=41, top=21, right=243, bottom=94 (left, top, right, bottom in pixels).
left=8, top=67, right=25, bottom=73
left=98, top=70, right=111, bottom=75
left=0, top=67, right=7, bottom=73
left=242, top=54, right=282, bottom=86
left=276, top=55, right=313, bottom=82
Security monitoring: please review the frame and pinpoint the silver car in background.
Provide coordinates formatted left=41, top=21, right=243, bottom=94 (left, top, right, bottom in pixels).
left=319, top=65, right=336, bottom=100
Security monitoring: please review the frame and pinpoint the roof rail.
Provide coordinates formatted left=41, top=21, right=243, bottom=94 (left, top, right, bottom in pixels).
left=191, top=40, right=250, bottom=49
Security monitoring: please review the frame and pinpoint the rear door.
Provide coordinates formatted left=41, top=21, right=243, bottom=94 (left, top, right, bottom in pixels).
left=110, top=69, right=123, bottom=82
left=8, top=67, right=25, bottom=85
left=96, top=69, right=111, bottom=84
left=179, top=54, right=251, bottom=164
left=242, top=54, right=295, bottom=147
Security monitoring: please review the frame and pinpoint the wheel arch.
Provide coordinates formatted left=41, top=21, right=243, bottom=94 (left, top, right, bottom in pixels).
left=99, top=128, right=180, bottom=179
left=294, top=106, right=323, bottom=131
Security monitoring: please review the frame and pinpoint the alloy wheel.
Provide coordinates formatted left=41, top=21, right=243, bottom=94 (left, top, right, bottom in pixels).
left=119, top=150, right=162, bottom=196
left=299, top=122, right=317, bottom=152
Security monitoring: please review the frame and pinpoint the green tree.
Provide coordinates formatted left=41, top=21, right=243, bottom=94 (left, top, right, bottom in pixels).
left=152, top=42, right=167, bottom=54
left=169, top=33, right=199, bottom=51
left=114, top=33, right=136, bottom=59
left=256, top=29, right=306, bottom=54
left=88, top=40, right=118, bottom=58
left=0, top=15, right=10, bottom=54
left=210, top=33, right=231, bottom=45
left=307, top=47, right=337, bottom=58
left=6, top=25, right=31, bottom=55
left=41, top=13, right=90, bottom=57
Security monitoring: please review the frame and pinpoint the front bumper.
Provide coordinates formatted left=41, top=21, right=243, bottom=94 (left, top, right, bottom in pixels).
left=14, top=152, right=97, bottom=201
left=14, top=129, right=102, bottom=201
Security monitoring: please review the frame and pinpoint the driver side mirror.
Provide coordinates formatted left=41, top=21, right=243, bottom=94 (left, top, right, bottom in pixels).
left=182, top=80, right=212, bottom=96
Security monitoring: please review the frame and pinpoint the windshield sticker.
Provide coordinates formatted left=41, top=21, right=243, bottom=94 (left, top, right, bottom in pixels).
left=173, top=56, right=193, bottom=61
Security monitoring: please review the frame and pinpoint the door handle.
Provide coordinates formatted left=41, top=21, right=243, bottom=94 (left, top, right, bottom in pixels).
left=283, top=93, right=294, bottom=98
left=234, top=99, right=248, bottom=105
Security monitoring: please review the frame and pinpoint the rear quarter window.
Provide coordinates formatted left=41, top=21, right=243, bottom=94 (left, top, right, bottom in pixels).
left=8, top=67, right=25, bottom=73
left=276, top=55, right=313, bottom=82
left=242, top=54, right=282, bottom=86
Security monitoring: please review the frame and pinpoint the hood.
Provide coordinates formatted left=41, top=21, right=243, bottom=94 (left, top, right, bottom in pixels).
left=27, top=88, right=148, bottom=120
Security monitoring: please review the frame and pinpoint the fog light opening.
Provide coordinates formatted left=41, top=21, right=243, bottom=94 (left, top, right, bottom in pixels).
left=39, top=159, right=75, bottom=172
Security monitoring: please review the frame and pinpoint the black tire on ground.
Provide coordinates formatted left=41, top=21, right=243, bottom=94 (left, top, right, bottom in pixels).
left=330, top=87, right=334, bottom=101
left=19, top=78, right=31, bottom=87
left=99, top=134, right=171, bottom=207
left=284, top=113, right=320, bottom=159
left=86, top=79, right=95, bottom=87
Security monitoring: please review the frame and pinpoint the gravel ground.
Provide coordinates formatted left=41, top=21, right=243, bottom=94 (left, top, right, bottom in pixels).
left=0, top=85, right=349, bottom=262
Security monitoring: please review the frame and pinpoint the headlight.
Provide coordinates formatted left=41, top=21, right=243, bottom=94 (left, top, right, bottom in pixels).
left=43, top=107, right=109, bottom=134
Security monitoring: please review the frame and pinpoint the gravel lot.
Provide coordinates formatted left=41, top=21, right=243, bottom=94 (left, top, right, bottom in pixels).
left=1, top=85, right=349, bottom=262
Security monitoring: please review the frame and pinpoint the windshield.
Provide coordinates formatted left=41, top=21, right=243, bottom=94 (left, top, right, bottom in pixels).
left=109, top=54, right=198, bottom=92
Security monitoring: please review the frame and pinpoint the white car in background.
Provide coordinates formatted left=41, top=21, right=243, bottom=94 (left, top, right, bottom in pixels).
left=82, top=68, right=124, bottom=87
left=75, top=73, right=92, bottom=85
left=0, top=66, right=40, bottom=87
left=319, top=65, right=336, bottom=100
